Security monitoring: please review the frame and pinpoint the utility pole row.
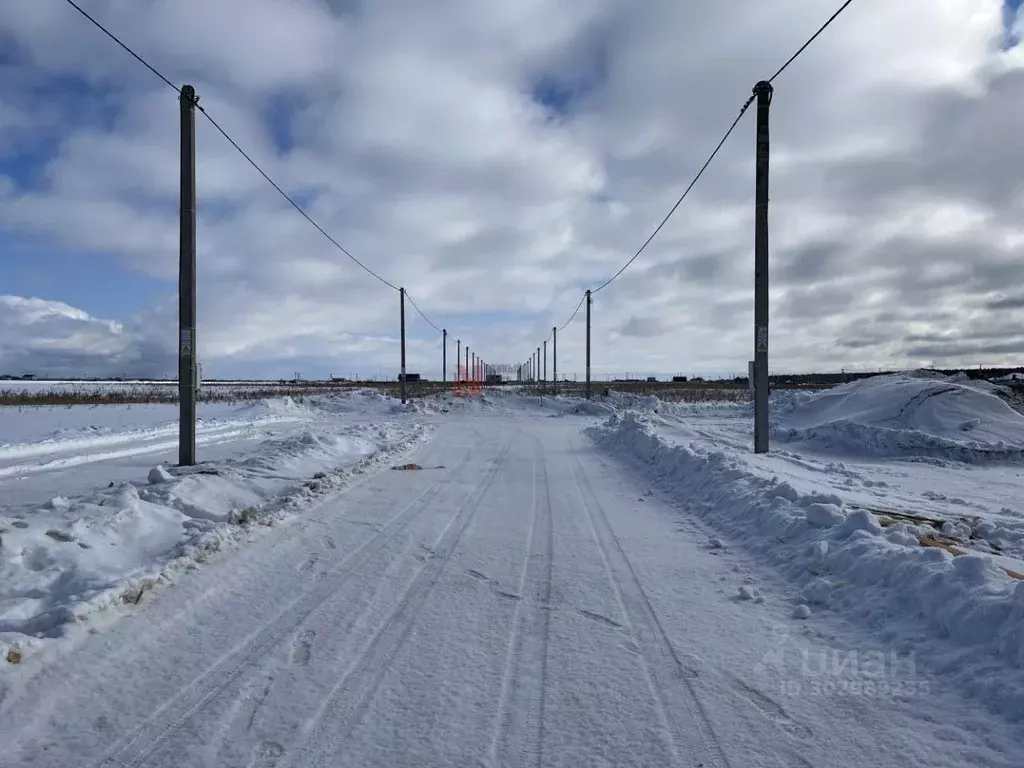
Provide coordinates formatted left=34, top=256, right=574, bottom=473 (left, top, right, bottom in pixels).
left=175, top=80, right=778, bottom=462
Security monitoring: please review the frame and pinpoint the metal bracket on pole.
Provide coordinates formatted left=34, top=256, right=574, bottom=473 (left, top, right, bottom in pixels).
left=753, top=80, right=773, bottom=454
left=178, top=84, right=198, bottom=466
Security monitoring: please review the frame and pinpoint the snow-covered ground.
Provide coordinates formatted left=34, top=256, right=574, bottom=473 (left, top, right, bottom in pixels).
left=0, top=392, right=430, bottom=658
left=588, top=373, right=1024, bottom=719
left=2, top=378, right=1024, bottom=766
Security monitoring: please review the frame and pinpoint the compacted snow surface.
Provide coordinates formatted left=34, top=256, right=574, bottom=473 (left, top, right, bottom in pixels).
left=1, top=379, right=1024, bottom=767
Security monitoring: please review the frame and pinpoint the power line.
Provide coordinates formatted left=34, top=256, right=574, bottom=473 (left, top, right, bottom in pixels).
left=404, top=291, right=443, bottom=333
left=62, top=0, right=179, bottom=93
left=62, top=0, right=401, bottom=294
left=591, top=95, right=755, bottom=295
left=769, top=0, right=857, bottom=83
left=197, top=110, right=400, bottom=292
left=65, top=0, right=858, bottom=342
left=588, top=0, right=857, bottom=296
left=559, top=292, right=588, bottom=331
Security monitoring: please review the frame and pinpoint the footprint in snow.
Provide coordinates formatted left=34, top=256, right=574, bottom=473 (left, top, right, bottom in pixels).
left=291, top=629, right=315, bottom=666
left=248, top=739, right=284, bottom=768
left=732, top=677, right=813, bottom=740
left=580, top=609, right=624, bottom=629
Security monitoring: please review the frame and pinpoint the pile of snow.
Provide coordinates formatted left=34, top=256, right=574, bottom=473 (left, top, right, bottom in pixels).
left=587, top=411, right=1024, bottom=717
left=0, top=420, right=429, bottom=657
left=774, top=373, right=1024, bottom=461
left=231, top=395, right=314, bottom=419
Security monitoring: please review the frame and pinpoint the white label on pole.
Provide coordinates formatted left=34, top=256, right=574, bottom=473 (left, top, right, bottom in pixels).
left=180, top=329, right=193, bottom=357
left=755, top=326, right=768, bottom=353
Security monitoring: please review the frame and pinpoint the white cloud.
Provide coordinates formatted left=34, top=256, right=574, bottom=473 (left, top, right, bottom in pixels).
left=0, top=296, right=168, bottom=378
left=0, top=0, right=1022, bottom=379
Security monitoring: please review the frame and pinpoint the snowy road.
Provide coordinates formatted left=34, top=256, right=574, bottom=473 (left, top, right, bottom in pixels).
left=1, top=414, right=1020, bottom=767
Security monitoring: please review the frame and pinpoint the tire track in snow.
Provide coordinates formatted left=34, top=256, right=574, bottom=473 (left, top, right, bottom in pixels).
left=568, top=437, right=733, bottom=768
left=488, top=434, right=553, bottom=768
left=280, top=437, right=516, bottom=767
left=92, top=442, right=479, bottom=768
left=0, top=426, right=256, bottom=480
left=207, top=438, right=513, bottom=766
left=0, top=417, right=289, bottom=462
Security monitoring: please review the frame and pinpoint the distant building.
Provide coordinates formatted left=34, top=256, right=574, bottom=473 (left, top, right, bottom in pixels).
left=398, top=373, right=421, bottom=382
left=486, top=374, right=502, bottom=384
left=672, top=376, right=688, bottom=383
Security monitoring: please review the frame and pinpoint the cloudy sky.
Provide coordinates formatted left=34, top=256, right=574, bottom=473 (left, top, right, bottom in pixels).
left=1, top=0, right=1022, bottom=380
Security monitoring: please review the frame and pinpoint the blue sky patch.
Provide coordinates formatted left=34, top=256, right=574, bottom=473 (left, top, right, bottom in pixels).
left=0, top=232, right=173, bottom=318
left=529, top=27, right=609, bottom=117
left=1005, top=0, right=1022, bottom=48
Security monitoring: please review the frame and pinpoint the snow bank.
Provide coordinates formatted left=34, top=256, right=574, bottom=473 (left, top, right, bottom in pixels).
left=0, top=420, right=429, bottom=657
left=0, top=398, right=308, bottom=464
left=774, top=373, right=1024, bottom=462
left=588, top=411, right=1024, bottom=718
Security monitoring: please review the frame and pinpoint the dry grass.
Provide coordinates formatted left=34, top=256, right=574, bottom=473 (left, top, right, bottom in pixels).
left=0, top=383, right=358, bottom=407
left=527, top=381, right=754, bottom=403
left=0, top=377, right=796, bottom=408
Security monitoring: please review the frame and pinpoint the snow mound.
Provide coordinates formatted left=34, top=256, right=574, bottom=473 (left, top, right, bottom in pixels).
left=775, top=373, right=1024, bottom=462
left=805, top=503, right=845, bottom=528
left=587, top=411, right=1024, bottom=717
left=232, top=395, right=313, bottom=420
left=0, top=420, right=430, bottom=657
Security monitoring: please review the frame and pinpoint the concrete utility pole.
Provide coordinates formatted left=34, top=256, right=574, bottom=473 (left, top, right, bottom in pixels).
left=543, top=340, right=547, bottom=384
left=178, top=85, right=198, bottom=466
left=537, top=347, right=541, bottom=383
left=552, top=326, right=557, bottom=396
left=442, top=329, right=447, bottom=383
left=753, top=80, right=773, bottom=454
left=466, top=346, right=470, bottom=383
left=399, top=287, right=407, bottom=404
left=457, top=339, right=461, bottom=380
left=585, top=289, right=592, bottom=400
